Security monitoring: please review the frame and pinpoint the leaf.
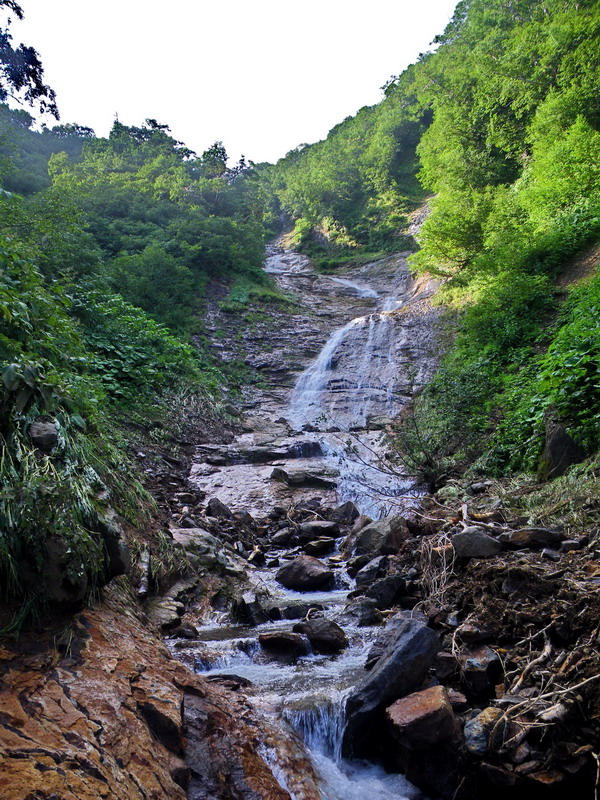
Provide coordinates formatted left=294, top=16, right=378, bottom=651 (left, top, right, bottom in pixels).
left=2, top=364, right=22, bottom=392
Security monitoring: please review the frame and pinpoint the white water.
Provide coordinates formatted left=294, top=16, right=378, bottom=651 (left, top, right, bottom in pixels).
left=172, top=567, right=419, bottom=799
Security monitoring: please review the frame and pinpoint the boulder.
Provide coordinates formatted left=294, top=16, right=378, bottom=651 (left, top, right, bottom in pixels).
left=331, top=501, right=360, bottom=524
left=538, top=413, right=585, bottom=480
left=297, top=520, right=340, bottom=541
left=275, top=555, right=334, bottom=591
left=343, top=616, right=440, bottom=757
left=365, top=610, right=429, bottom=670
left=498, top=527, right=563, bottom=549
left=303, top=537, right=336, bottom=556
left=387, top=685, right=459, bottom=749
left=29, top=418, right=59, bottom=452
left=205, top=497, right=233, bottom=519
left=292, top=618, right=348, bottom=654
left=343, top=515, right=407, bottom=559
left=271, top=529, right=293, bottom=547
left=451, top=528, right=502, bottom=559
left=258, top=632, right=311, bottom=657
left=232, top=592, right=270, bottom=625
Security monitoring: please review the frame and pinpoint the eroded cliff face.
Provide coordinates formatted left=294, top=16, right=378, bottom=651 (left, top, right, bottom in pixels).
left=0, top=585, right=318, bottom=800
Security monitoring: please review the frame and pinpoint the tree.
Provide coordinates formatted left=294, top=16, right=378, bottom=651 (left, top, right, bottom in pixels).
left=0, top=1, right=58, bottom=117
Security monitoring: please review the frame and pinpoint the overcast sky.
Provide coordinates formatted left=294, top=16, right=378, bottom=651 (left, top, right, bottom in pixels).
left=15, top=0, right=457, bottom=165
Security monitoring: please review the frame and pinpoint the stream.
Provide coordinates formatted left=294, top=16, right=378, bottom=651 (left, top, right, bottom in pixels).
left=179, top=241, right=441, bottom=797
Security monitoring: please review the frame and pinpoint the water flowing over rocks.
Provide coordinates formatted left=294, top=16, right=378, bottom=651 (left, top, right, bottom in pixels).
left=192, top=234, right=441, bottom=518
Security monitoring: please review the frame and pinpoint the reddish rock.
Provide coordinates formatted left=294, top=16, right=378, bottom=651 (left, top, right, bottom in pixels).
left=386, top=685, right=459, bottom=749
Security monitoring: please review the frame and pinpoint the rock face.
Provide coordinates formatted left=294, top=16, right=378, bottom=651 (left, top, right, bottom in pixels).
left=275, top=555, right=334, bottom=591
left=0, top=586, right=316, bottom=800
left=343, top=616, right=440, bottom=757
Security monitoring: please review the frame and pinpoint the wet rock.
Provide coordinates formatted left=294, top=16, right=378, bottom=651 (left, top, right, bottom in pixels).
left=303, top=537, right=336, bottom=556
left=206, top=497, right=234, bottom=519
left=498, top=527, right=563, bottom=549
left=451, top=528, right=502, bottom=558
left=461, top=646, right=502, bottom=697
left=387, top=685, right=460, bottom=749
left=365, top=574, right=406, bottom=608
left=355, top=555, right=388, bottom=587
left=172, top=621, right=199, bottom=640
left=275, top=555, right=334, bottom=591
left=343, top=616, right=440, bottom=757
left=258, top=632, right=311, bottom=657
left=247, top=548, right=266, bottom=566
left=297, top=520, right=340, bottom=540
left=265, top=599, right=324, bottom=621
left=338, top=597, right=383, bottom=626
left=165, top=577, right=199, bottom=601
left=292, top=618, right=348, bottom=653
left=331, top=501, right=360, bottom=524
left=561, top=539, right=582, bottom=552
left=170, top=528, right=230, bottom=570
left=344, top=515, right=408, bottom=559
left=29, top=418, right=59, bottom=452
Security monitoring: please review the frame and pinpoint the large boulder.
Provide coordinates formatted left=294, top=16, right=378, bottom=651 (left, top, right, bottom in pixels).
left=29, top=418, right=59, bottom=452
left=365, top=574, right=406, bottom=609
left=452, top=528, right=502, bottom=559
left=343, top=515, right=407, bottom=559
left=292, top=618, right=348, bottom=654
left=258, top=632, right=311, bottom=657
left=275, top=555, right=334, bottom=591
left=343, top=616, right=440, bottom=757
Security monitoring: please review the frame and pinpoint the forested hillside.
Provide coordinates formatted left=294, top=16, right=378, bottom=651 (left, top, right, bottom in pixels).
left=266, top=0, right=600, bottom=482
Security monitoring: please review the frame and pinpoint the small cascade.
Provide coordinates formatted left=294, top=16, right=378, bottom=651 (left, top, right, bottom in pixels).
left=283, top=692, right=348, bottom=763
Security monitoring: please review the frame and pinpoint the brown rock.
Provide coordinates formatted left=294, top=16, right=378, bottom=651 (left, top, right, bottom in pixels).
left=387, top=685, right=459, bottom=749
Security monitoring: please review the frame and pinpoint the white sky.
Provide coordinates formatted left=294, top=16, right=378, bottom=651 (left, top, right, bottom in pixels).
left=14, top=0, right=457, bottom=165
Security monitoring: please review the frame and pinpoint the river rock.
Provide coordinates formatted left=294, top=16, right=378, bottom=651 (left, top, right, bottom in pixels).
left=387, top=685, right=459, bottom=749
left=338, top=597, right=383, bottom=626
left=343, top=515, right=407, bottom=558
left=303, top=537, right=336, bottom=556
left=331, top=501, right=360, bottom=523
left=343, top=616, right=440, bottom=757
left=275, top=555, right=334, bottom=591
left=365, top=610, right=429, bottom=670
left=292, top=618, right=348, bottom=653
left=258, top=632, right=311, bottom=657
left=232, top=591, right=270, bottom=625
left=297, top=520, right=340, bottom=541
left=451, top=528, right=502, bottom=558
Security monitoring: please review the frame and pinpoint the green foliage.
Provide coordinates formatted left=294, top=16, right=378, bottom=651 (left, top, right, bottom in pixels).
left=493, top=271, right=600, bottom=470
